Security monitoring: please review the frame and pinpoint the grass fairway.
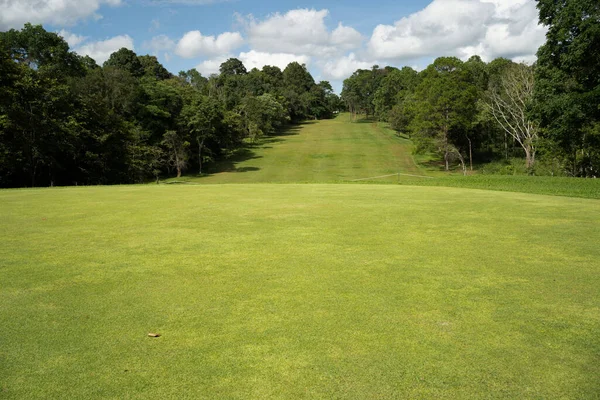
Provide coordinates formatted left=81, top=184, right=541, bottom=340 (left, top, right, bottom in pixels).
left=174, top=115, right=425, bottom=184
left=1, top=184, right=599, bottom=398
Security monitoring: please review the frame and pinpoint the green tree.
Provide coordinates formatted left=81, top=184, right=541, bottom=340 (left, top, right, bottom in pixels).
left=373, top=66, right=419, bottom=121
left=104, top=48, right=144, bottom=78
left=162, top=130, right=189, bottom=178
left=181, top=93, right=222, bottom=174
left=219, top=58, right=247, bottom=76
left=534, top=0, right=600, bottom=176
left=139, top=55, right=171, bottom=80
left=409, top=57, right=478, bottom=172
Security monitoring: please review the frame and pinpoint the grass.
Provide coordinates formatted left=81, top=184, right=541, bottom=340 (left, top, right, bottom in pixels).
left=170, top=114, right=425, bottom=184
left=2, top=116, right=599, bottom=398
left=1, top=184, right=600, bottom=398
left=167, top=114, right=600, bottom=199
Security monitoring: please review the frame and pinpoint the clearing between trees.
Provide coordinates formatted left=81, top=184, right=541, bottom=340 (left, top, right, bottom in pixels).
left=169, top=114, right=425, bottom=184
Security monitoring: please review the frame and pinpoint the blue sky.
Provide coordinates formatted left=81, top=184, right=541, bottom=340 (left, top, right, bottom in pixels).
left=0, top=0, right=547, bottom=92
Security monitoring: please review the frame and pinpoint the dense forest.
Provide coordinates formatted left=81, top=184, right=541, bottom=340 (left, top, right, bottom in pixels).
left=0, top=0, right=598, bottom=187
left=0, top=24, right=341, bottom=188
left=341, top=0, right=599, bottom=177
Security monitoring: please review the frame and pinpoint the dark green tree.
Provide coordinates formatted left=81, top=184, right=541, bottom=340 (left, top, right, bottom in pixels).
left=534, top=0, right=600, bottom=176
left=104, top=48, right=144, bottom=78
left=409, top=57, right=478, bottom=172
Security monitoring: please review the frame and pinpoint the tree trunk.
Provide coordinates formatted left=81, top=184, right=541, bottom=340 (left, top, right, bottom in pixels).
left=467, top=135, right=473, bottom=171
left=525, top=145, right=536, bottom=171
left=443, top=125, right=449, bottom=172
left=176, top=167, right=182, bottom=178
left=444, top=108, right=450, bottom=171
left=197, top=137, right=204, bottom=175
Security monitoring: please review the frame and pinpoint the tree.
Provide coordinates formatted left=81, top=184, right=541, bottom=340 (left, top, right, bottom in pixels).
left=161, top=130, right=188, bottom=178
left=239, top=94, right=287, bottom=142
left=409, top=57, right=478, bottom=172
left=139, top=55, right=171, bottom=80
left=3, top=23, right=84, bottom=78
left=485, top=63, right=539, bottom=170
left=373, top=66, right=419, bottom=121
left=181, top=93, right=222, bottom=174
left=219, top=58, right=247, bottom=76
left=104, top=48, right=144, bottom=78
left=534, top=0, right=600, bottom=176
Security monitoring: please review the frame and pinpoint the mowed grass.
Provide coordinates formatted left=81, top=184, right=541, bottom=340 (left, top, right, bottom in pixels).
left=174, top=115, right=424, bottom=184
left=168, top=115, right=600, bottom=199
left=1, top=184, right=599, bottom=398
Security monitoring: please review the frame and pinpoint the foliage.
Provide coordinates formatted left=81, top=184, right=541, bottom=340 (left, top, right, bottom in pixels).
left=0, top=25, right=339, bottom=187
left=533, top=0, right=600, bottom=176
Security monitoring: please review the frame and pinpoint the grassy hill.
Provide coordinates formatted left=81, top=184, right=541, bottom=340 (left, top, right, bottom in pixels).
left=172, top=114, right=426, bottom=184
left=169, top=115, right=600, bottom=199
left=1, top=116, right=599, bottom=398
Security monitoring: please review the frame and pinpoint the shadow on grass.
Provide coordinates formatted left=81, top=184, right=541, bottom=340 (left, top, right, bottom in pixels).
left=192, top=123, right=305, bottom=178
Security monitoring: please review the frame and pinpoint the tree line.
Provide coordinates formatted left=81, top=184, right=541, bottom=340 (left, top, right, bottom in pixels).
left=341, top=0, right=599, bottom=177
left=0, top=24, right=342, bottom=188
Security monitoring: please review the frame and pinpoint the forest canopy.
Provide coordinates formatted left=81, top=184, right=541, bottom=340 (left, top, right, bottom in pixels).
left=0, top=24, right=341, bottom=187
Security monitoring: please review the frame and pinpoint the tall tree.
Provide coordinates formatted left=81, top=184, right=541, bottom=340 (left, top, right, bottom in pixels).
left=219, top=58, right=247, bottom=76
left=104, top=48, right=144, bottom=78
left=485, top=63, right=539, bottom=170
left=409, top=57, right=478, bottom=172
left=534, top=0, right=600, bottom=176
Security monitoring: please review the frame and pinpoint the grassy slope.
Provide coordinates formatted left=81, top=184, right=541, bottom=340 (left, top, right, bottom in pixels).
left=170, top=115, right=600, bottom=199
left=175, top=115, right=424, bottom=184
left=1, top=185, right=599, bottom=399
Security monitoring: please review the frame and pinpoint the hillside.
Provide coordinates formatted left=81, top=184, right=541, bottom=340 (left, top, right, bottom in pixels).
left=172, top=114, right=427, bottom=184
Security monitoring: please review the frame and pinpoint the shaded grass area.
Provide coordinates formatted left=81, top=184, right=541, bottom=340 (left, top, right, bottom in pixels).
left=1, top=184, right=599, bottom=398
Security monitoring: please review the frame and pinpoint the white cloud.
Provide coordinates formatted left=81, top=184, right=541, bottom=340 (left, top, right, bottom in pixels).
left=74, top=35, right=134, bottom=64
left=320, top=53, right=376, bottom=80
left=331, top=23, right=363, bottom=49
left=0, top=0, right=122, bottom=30
left=239, top=51, right=311, bottom=71
left=195, top=55, right=230, bottom=76
left=367, top=0, right=546, bottom=62
left=175, top=30, right=244, bottom=58
left=144, top=35, right=176, bottom=53
left=58, top=30, right=88, bottom=48
left=242, top=9, right=362, bottom=57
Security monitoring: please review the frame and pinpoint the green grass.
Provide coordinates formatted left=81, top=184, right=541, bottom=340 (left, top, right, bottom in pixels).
left=167, top=115, right=600, bottom=199
left=171, top=114, right=425, bottom=184
left=1, top=184, right=599, bottom=398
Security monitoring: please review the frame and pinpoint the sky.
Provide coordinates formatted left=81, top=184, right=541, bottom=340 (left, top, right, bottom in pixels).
left=0, top=0, right=548, bottom=92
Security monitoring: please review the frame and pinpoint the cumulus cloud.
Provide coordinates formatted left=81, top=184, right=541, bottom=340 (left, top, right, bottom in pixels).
left=242, top=9, right=362, bottom=57
left=320, top=53, right=376, bottom=80
left=58, top=30, right=88, bottom=48
left=367, top=0, right=546, bottom=62
left=175, top=30, right=244, bottom=58
left=74, top=35, right=134, bottom=64
left=144, top=34, right=176, bottom=53
left=195, top=55, right=230, bottom=76
left=239, top=51, right=310, bottom=71
left=0, top=0, right=122, bottom=30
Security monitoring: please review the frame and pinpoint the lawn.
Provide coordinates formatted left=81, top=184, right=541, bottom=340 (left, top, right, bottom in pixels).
left=167, top=115, right=600, bottom=199
left=1, top=184, right=599, bottom=398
